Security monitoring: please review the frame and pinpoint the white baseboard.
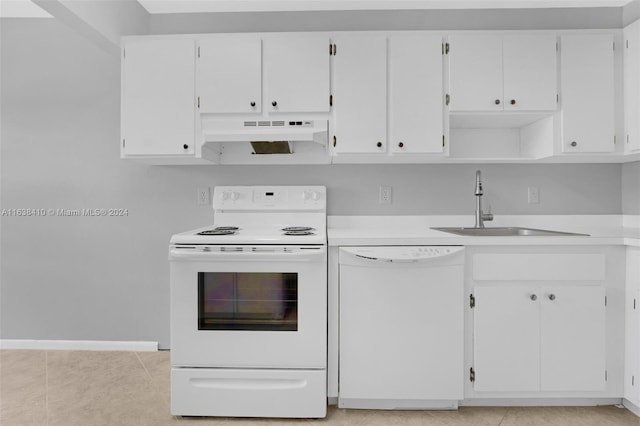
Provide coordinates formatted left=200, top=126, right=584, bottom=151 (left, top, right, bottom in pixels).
left=623, top=399, right=640, bottom=417
left=0, top=339, right=158, bottom=351
left=460, top=398, right=622, bottom=407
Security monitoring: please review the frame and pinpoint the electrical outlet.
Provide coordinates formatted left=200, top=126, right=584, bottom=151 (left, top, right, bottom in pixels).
left=197, top=187, right=210, bottom=206
left=379, top=186, right=392, bottom=204
left=527, top=186, right=540, bottom=204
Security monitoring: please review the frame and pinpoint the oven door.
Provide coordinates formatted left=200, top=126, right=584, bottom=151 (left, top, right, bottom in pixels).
left=170, top=245, right=327, bottom=369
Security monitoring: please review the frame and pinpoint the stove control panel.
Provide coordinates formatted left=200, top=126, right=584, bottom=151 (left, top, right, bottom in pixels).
left=214, top=186, right=326, bottom=211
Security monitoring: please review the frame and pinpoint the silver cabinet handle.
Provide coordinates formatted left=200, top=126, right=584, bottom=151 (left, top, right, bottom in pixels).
left=530, top=294, right=538, bottom=301
left=548, top=294, right=556, bottom=301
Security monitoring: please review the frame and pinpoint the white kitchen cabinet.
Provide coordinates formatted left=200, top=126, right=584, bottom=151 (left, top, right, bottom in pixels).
left=473, top=286, right=540, bottom=392
left=448, top=34, right=557, bottom=112
left=332, top=36, right=387, bottom=154
left=625, top=20, right=640, bottom=153
left=121, top=38, right=196, bottom=156
left=503, top=35, right=558, bottom=111
left=540, top=286, right=606, bottom=391
left=264, top=37, right=330, bottom=113
left=473, top=285, right=606, bottom=392
left=625, top=248, right=640, bottom=405
left=389, top=35, right=444, bottom=154
left=198, top=38, right=262, bottom=114
left=198, top=36, right=329, bottom=115
left=560, top=34, right=615, bottom=153
left=448, top=35, right=503, bottom=112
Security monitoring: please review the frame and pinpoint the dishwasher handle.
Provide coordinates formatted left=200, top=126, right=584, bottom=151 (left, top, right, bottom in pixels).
left=339, top=246, right=464, bottom=267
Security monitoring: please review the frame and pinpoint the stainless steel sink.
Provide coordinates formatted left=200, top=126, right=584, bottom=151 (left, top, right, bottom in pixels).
left=431, top=227, right=589, bottom=237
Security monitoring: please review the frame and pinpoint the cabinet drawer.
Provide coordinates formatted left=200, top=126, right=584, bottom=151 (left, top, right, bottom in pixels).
left=473, top=253, right=605, bottom=281
left=171, top=368, right=326, bottom=417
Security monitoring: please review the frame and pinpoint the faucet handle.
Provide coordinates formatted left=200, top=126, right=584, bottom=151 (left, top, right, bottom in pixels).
left=483, top=204, right=494, bottom=222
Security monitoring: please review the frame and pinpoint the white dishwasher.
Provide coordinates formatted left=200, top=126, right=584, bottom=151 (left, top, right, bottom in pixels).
left=338, top=246, right=465, bottom=410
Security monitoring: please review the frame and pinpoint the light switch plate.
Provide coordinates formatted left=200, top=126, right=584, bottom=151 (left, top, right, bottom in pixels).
left=528, top=187, right=540, bottom=204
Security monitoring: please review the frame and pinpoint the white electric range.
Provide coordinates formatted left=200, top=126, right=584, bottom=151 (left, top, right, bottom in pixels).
left=169, top=186, right=327, bottom=418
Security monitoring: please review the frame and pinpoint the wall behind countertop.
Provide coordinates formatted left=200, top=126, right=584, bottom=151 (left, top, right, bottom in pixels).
left=0, top=18, right=626, bottom=348
left=623, top=161, right=640, bottom=215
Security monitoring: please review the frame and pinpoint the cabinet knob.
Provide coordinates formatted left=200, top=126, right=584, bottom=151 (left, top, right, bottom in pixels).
left=510, top=99, right=516, bottom=105
left=250, top=101, right=256, bottom=107
left=495, top=99, right=501, bottom=105
left=272, top=101, right=277, bottom=107
left=571, top=141, right=578, bottom=147
left=530, top=294, right=538, bottom=301
left=183, top=144, right=189, bottom=150
left=377, top=142, right=383, bottom=148
left=398, top=142, right=404, bottom=148
left=548, top=294, right=556, bottom=301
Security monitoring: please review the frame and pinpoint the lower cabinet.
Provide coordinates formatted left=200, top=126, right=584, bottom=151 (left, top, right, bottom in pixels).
left=473, top=285, right=606, bottom=392
left=626, top=247, right=640, bottom=405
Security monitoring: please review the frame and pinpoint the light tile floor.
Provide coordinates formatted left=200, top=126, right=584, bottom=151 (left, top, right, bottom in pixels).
left=1, top=349, right=639, bottom=426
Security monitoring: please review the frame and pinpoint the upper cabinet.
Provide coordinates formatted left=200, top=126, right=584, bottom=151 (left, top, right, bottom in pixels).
left=121, top=38, right=196, bottom=157
left=448, top=34, right=557, bottom=112
left=389, top=35, right=444, bottom=154
left=198, top=38, right=262, bottom=114
left=332, top=35, right=388, bottom=154
left=198, top=36, right=330, bottom=115
left=121, top=29, right=629, bottom=164
left=560, top=34, right=615, bottom=153
left=625, top=20, right=640, bottom=153
left=332, top=35, right=444, bottom=156
left=263, top=37, right=331, bottom=113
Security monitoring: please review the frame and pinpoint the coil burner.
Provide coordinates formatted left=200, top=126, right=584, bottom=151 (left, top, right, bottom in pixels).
left=282, top=227, right=316, bottom=236
left=198, top=226, right=240, bottom=236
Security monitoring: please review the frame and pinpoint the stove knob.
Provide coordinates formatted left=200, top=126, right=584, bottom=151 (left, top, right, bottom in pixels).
left=222, top=191, right=231, bottom=200
left=302, top=191, right=311, bottom=201
left=230, top=192, right=239, bottom=201
left=311, top=192, right=321, bottom=201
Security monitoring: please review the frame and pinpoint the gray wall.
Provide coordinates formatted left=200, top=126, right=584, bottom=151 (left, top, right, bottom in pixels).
left=150, top=8, right=621, bottom=34
left=623, top=161, right=640, bottom=214
left=0, top=18, right=625, bottom=348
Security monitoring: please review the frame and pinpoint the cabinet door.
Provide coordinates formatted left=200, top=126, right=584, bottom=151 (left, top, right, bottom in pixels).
left=264, top=36, right=330, bottom=113
left=333, top=36, right=387, bottom=154
left=625, top=21, right=640, bottom=153
left=503, top=35, right=557, bottom=111
left=540, top=286, right=606, bottom=391
left=560, top=34, right=615, bottom=153
left=625, top=289, right=640, bottom=402
left=473, top=286, right=540, bottom=392
left=389, top=35, right=444, bottom=154
left=626, top=248, right=640, bottom=403
left=121, top=39, right=195, bottom=156
left=448, top=35, right=503, bottom=111
left=198, top=38, right=261, bottom=114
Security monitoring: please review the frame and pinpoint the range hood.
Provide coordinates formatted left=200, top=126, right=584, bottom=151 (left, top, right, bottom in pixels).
left=202, top=119, right=328, bottom=154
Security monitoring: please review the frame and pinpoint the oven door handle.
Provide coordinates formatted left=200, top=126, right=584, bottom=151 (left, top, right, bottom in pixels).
left=169, top=248, right=326, bottom=262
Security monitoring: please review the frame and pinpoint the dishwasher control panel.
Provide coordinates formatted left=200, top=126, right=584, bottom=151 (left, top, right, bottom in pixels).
left=340, top=246, right=464, bottom=263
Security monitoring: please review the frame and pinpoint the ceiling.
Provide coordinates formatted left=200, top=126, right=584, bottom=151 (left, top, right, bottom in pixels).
left=137, top=0, right=632, bottom=14
left=0, top=0, right=50, bottom=17
left=0, top=0, right=632, bottom=18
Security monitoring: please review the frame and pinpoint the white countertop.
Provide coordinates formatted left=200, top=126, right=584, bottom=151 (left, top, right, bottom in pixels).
left=328, top=215, right=640, bottom=247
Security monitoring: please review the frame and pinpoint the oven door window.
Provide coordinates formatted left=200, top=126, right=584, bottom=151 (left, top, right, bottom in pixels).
left=198, top=272, right=298, bottom=331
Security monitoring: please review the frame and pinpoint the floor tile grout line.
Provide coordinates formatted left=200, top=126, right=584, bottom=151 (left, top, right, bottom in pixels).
left=134, top=351, right=157, bottom=389
left=497, top=406, right=509, bottom=426
left=45, top=350, right=49, bottom=426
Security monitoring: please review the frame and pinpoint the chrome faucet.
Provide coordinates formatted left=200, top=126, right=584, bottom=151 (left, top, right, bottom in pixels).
left=474, top=170, right=494, bottom=228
